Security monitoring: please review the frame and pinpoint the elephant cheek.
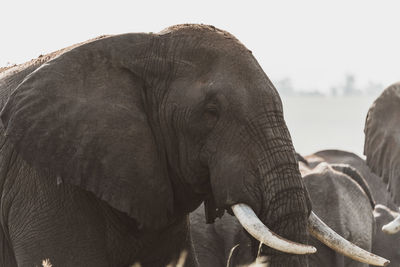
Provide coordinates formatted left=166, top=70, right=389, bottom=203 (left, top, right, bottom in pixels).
left=208, top=155, right=262, bottom=215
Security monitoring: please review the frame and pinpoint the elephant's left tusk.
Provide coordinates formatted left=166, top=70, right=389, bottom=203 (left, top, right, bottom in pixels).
left=231, top=203, right=317, bottom=255
left=382, top=213, right=400, bottom=234
left=308, top=211, right=390, bottom=266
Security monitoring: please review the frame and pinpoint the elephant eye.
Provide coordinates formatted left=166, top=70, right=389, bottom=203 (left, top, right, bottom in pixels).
left=189, top=102, right=219, bottom=136
left=206, top=106, right=218, bottom=116
left=204, top=104, right=219, bottom=118
left=201, top=103, right=219, bottom=131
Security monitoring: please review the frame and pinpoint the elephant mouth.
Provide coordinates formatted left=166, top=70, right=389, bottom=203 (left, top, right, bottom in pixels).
left=231, top=203, right=390, bottom=266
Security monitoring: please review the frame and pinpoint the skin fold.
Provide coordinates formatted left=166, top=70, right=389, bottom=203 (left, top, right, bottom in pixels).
left=0, top=24, right=311, bottom=267
left=190, top=160, right=375, bottom=267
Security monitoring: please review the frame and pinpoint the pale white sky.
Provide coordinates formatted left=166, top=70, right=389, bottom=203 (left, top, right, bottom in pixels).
left=1, top=0, right=399, bottom=92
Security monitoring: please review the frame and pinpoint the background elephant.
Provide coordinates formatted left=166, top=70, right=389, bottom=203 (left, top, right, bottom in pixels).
left=0, top=24, right=315, bottom=267
left=304, top=149, right=400, bottom=266
left=364, top=82, right=400, bottom=234
left=302, top=162, right=375, bottom=267
left=190, top=160, right=375, bottom=267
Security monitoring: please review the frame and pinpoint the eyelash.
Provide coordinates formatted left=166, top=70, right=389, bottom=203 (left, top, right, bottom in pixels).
left=206, top=106, right=218, bottom=116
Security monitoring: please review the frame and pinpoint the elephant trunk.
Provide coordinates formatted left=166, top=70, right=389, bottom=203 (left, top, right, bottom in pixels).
left=254, top=160, right=311, bottom=267
left=208, top=117, right=313, bottom=266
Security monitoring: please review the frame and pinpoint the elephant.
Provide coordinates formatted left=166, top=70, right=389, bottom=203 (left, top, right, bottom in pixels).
left=301, top=162, right=375, bottom=267
left=0, top=24, right=387, bottom=267
left=364, top=82, right=400, bottom=234
left=303, top=149, right=400, bottom=266
left=303, top=149, right=397, bottom=210
left=190, top=160, right=376, bottom=267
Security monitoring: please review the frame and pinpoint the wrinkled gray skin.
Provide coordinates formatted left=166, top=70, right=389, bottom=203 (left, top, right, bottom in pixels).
left=364, top=82, right=400, bottom=206
left=301, top=162, right=374, bottom=267
left=191, top=161, right=374, bottom=267
left=0, top=24, right=311, bottom=267
left=304, top=149, right=400, bottom=267
left=373, top=205, right=400, bottom=266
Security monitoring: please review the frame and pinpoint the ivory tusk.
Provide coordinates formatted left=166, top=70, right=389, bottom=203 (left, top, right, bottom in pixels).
left=382, top=213, right=400, bottom=234
left=231, top=203, right=316, bottom=255
left=308, top=211, right=389, bottom=266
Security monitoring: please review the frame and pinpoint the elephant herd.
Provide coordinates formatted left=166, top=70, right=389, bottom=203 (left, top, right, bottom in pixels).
left=0, top=24, right=398, bottom=267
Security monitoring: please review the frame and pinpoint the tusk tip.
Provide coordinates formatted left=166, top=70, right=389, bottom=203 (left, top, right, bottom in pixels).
left=382, top=223, right=400, bottom=234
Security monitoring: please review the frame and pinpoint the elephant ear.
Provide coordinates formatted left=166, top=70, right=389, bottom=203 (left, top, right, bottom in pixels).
left=0, top=35, right=174, bottom=229
left=364, top=82, right=400, bottom=205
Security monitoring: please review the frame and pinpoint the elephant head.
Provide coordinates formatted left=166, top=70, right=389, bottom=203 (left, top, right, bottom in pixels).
left=0, top=24, right=387, bottom=266
left=364, top=82, right=400, bottom=234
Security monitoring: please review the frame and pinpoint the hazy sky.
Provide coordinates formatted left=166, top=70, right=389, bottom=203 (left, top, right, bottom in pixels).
left=1, top=0, right=399, bottom=92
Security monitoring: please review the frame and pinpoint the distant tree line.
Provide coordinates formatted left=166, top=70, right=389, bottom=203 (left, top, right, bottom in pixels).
left=275, top=74, right=383, bottom=97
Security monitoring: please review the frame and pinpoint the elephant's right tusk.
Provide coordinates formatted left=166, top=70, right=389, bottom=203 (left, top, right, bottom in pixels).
left=382, top=213, right=400, bottom=234
left=308, top=211, right=390, bottom=266
left=231, top=203, right=317, bottom=255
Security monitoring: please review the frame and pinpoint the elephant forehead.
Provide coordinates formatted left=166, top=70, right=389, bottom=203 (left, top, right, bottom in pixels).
left=166, top=74, right=253, bottom=109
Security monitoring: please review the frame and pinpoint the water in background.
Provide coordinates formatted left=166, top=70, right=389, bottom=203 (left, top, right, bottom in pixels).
left=281, top=95, right=377, bottom=158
